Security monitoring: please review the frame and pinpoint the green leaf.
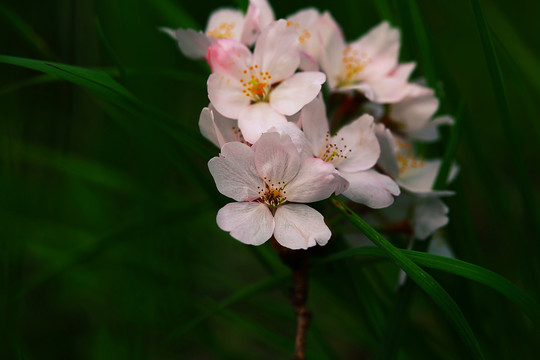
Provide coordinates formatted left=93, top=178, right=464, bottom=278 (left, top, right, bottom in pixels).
left=469, top=0, right=540, bottom=236
left=331, top=197, right=485, bottom=360
left=319, top=246, right=540, bottom=329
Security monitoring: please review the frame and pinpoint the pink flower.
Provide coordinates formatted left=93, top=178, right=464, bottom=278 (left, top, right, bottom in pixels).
left=301, top=96, right=400, bottom=208
left=388, top=86, right=454, bottom=141
left=320, top=21, right=414, bottom=103
left=208, top=132, right=342, bottom=249
left=163, top=0, right=274, bottom=59
left=207, top=19, right=326, bottom=144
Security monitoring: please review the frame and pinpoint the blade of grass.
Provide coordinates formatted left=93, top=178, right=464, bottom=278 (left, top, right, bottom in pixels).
left=468, top=0, right=540, bottom=238
left=0, top=55, right=212, bottom=159
left=317, top=246, right=540, bottom=328
left=0, top=4, right=57, bottom=59
left=371, top=0, right=394, bottom=23
left=433, top=102, right=464, bottom=190
left=331, top=197, right=485, bottom=360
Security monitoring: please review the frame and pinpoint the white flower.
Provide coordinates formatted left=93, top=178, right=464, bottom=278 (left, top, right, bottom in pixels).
left=375, top=124, right=458, bottom=195
left=301, top=96, right=400, bottom=208
left=208, top=132, right=343, bottom=249
left=387, top=86, right=454, bottom=141
left=163, top=0, right=274, bottom=59
left=207, top=20, right=326, bottom=144
left=320, top=20, right=414, bottom=103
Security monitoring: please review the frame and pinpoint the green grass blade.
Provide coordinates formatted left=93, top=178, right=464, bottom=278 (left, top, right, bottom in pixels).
left=433, top=102, right=464, bottom=190
left=0, top=55, right=212, bottom=159
left=468, top=0, right=540, bottom=236
left=0, top=4, right=57, bottom=59
left=371, top=0, right=394, bottom=23
left=331, top=197, right=485, bottom=360
left=318, top=246, right=540, bottom=328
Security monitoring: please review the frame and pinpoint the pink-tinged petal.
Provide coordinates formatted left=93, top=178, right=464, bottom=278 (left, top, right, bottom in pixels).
left=368, top=76, right=410, bottom=103
left=242, top=0, right=276, bottom=45
left=413, top=197, right=449, bottom=240
left=208, top=73, right=250, bottom=119
left=199, top=106, right=244, bottom=148
left=205, top=9, right=245, bottom=41
left=160, top=27, right=177, bottom=40
left=427, top=235, right=455, bottom=258
left=392, top=62, right=416, bottom=83
left=207, top=38, right=252, bottom=75
left=335, top=114, right=380, bottom=172
left=341, top=169, right=400, bottom=209
left=199, top=107, right=221, bottom=148
left=270, top=72, right=326, bottom=115
left=300, top=95, right=329, bottom=156
left=274, top=204, right=331, bottom=249
left=337, top=83, right=375, bottom=101
left=398, top=159, right=442, bottom=194
left=375, top=124, right=399, bottom=178
left=391, top=92, right=439, bottom=131
left=208, top=142, right=263, bottom=201
left=253, top=20, right=300, bottom=82
left=299, top=51, right=319, bottom=71
left=408, top=115, right=454, bottom=142
left=237, top=102, right=287, bottom=144
left=319, top=18, right=346, bottom=89
left=286, top=158, right=341, bottom=202
left=352, top=21, right=400, bottom=82
left=217, top=202, right=274, bottom=245
left=268, top=121, right=311, bottom=161
left=287, top=9, right=322, bottom=59
left=252, top=131, right=301, bottom=184
left=175, top=28, right=211, bottom=59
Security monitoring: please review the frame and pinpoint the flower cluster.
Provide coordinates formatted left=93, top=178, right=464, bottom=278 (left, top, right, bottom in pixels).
left=165, top=0, right=455, bottom=249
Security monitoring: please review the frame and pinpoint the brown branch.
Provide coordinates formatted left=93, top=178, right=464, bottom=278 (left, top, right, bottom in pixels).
left=271, top=238, right=312, bottom=360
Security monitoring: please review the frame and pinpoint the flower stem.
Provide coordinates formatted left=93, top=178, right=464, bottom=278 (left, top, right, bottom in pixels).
left=271, top=238, right=311, bottom=360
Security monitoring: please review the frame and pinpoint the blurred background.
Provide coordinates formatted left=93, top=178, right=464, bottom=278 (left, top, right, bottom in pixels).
left=1, top=0, right=539, bottom=359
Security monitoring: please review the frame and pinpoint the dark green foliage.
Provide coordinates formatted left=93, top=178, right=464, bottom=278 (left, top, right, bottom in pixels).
left=1, top=0, right=539, bottom=359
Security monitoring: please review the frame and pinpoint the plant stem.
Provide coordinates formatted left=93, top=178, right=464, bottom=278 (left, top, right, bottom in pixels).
left=271, top=238, right=311, bottom=360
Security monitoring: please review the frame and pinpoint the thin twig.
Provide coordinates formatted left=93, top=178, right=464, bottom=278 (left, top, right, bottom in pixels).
left=271, top=238, right=312, bottom=360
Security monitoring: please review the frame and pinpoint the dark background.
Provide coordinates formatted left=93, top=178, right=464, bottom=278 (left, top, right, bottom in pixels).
left=1, top=0, right=539, bottom=359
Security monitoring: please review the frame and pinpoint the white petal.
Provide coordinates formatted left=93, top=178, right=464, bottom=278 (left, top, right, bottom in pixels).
left=205, top=9, right=245, bottom=41
left=337, top=83, right=376, bottom=101
left=427, top=234, right=455, bottom=258
left=300, top=95, right=329, bottom=156
left=274, top=204, right=331, bottom=249
left=237, top=102, right=287, bottom=144
left=160, top=27, right=177, bottom=40
left=408, top=115, right=454, bottom=142
left=217, top=202, right=274, bottom=245
left=318, top=16, right=346, bottom=89
left=199, top=106, right=243, bottom=148
left=368, top=76, right=410, bottom=104
left=175, top=29, right=211, bottom=59
left=208, top=73, right=250, bottom=119
left=208, top=142, right=263, bottom=201
left=391, top=92, right=439, bottom=132
left=286, top=158, right=341, bottom=202
left=398, top=159, right=441, bottom=194
left=299, top=51, right=320, bottom=71
left=375, top=124, right=399, bottom=178
left=242, top=0, right=276, bottom=45
left=413, top=197, right=449, bottom=240
left=199, top=107, right=221, bottom=148
left=253, top=20, right=300, bottom=82
left=252, top=131, right=301, bottom=184
left=207, top=38, right=252, bottom=76
left=270, top=72, right=326, bottom=115
left=334, top=114, right=380, bottom=173
left=352, top=21, right=400, bottom=82
left=341, top=169, right=400, bottom=209
left=268, top=121, right=311, bottom=161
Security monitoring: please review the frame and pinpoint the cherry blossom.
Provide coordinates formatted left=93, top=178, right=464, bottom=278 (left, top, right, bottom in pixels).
left=301, top=96, right=400, bottom=208
left=319, top=20, right=414, bottom=103
left=385, top=86, right=454, bottom=141
left=163, top=0, right=274, bottom=60
left=207, top=19, right=326, bottom=143
left=208, top=132, right=343, bottom=249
